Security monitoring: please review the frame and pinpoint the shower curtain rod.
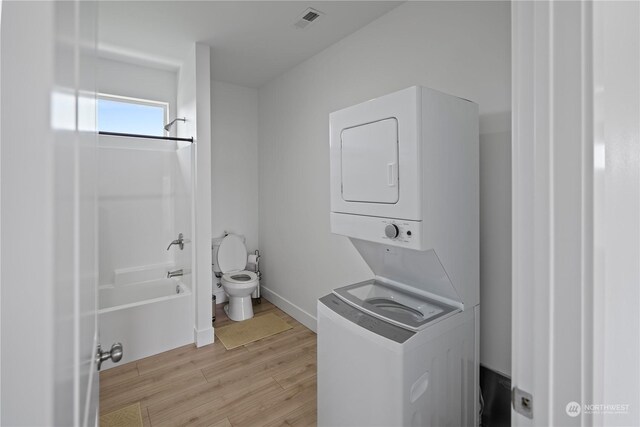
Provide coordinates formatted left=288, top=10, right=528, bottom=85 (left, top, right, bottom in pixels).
left=99, top=131, right=194, bottom=143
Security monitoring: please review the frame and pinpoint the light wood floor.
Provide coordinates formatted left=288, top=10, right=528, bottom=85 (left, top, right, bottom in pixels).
left=99, top=299, right=317, bottom=427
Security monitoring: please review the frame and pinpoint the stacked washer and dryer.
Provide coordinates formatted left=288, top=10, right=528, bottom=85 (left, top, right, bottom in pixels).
left=318, top=86, right=479, bottom=426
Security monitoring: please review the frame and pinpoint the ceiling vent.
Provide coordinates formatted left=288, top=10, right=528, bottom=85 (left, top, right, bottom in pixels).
left=294, top=8, right=324, bottom=30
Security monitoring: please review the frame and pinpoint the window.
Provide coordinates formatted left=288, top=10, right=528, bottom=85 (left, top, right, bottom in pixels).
left=97, top=94, right=168, bottom=137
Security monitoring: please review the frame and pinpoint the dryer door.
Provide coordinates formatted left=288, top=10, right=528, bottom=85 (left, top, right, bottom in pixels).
left=329, top=86, right=422, bottom=221
left=341, top=118, right=399, bottom=204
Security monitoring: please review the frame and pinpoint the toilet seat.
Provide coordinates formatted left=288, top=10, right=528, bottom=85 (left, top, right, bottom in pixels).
left=217, top=234, right=248, bottom=273
left=222, top=270, right=258, bottom=285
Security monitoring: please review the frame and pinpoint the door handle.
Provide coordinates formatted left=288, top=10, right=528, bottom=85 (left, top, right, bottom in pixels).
left=96, top=342, right=123, bottom=371
left=387, top=162, right=397, bottom=187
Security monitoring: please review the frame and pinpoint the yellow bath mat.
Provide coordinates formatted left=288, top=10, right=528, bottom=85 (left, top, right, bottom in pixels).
left=100, top=402, right=143, bottom=427
left=216, top=313, right=293, bottom=350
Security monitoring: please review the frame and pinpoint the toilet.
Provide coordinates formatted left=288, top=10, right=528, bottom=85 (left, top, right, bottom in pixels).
left=213, top=234, right=259, bottom=321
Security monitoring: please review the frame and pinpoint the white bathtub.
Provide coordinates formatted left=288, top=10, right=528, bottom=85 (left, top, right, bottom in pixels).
left=98, top=277, right=194, bottom=370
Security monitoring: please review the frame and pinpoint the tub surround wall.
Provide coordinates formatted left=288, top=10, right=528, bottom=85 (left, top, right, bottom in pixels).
left=96, top=56, right=184, bottom=286
left=97, top=137, right=181, bottom=286
left=258, top=1, right=512, bottom=376
left=174, top=142, right=194, bottom=297
left=96, top=55, right=197, bottom=364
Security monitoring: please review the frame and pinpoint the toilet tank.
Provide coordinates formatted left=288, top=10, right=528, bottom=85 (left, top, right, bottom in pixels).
left=211, top=235, right=246, bottom=274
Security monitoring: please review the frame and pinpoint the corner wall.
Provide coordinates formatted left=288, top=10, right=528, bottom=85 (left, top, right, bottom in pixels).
left=257, top=1, right=512, bottom=375
left=210, top=81, right=259, bottom=253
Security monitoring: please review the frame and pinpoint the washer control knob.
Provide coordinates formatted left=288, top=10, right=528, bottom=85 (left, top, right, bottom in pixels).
left=384, top=224, right=399, bottom=239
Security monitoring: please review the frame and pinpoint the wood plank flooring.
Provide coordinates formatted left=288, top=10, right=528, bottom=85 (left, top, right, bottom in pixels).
left=100, top=299, right=317, bottom=427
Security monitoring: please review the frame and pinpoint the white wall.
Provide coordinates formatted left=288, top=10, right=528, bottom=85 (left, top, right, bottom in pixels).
left=97, top=57, right=177, bottom=126
left=258, top=1, right=511, bottom=375
left=177, top=43, right=213, bottom=347
left=597, top=2, right=640, bottom=424
left=211, top=81, right=259, bottom=254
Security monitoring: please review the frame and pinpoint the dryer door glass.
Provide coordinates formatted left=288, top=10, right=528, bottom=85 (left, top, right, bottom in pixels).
left=341, top=118, right=399, bottom=204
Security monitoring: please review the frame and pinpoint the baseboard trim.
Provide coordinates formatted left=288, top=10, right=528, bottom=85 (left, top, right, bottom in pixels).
left=194, top=326, right=214, bottom=347
left=260, top=286, right=317, bottom=333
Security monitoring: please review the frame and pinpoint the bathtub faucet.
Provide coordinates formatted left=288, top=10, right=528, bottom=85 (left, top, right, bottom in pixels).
left=167, top=233, right=185, bottom=251
left=167, top=269, right=183, bottom=278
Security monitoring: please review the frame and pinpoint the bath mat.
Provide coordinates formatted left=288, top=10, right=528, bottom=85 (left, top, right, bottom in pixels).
left=100, top=402, right=143, bottom=427
left=216, top=312, right=293, bottom=350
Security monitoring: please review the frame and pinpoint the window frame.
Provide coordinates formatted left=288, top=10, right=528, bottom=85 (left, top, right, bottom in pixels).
left=97, top=93, right=170, bottom=137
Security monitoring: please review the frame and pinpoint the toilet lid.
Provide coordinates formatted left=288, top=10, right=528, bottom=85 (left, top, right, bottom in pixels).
left=217, top=234, right=247, bottom=273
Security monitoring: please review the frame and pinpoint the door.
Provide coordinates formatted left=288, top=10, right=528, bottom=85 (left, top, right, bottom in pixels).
left=512, top=1, right=640, bottom=426
left=512, top=1, right=591, bottom=425
left=341, top=118, right=399, bottom=204
left=0, top=1, right=101, bottom=425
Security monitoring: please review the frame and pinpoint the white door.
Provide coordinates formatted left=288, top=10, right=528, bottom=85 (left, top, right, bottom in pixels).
left=341, top=118, right=399, bottom=203
left=512, top=1, right=640, bottom=426
left=1, top=1, right=101, bottom=425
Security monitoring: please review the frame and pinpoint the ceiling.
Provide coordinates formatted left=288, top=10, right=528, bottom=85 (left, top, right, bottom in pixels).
left=98, top=1, right=403, bottom=88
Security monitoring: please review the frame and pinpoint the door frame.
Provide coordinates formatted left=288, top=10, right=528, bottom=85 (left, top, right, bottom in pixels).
left=512, top=1, right=640, bottom=425
left=512, top=1, right=595, bottom=424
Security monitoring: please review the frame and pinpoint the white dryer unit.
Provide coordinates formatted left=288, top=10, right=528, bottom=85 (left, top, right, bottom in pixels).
left=320, top=86, right=479, bottom=426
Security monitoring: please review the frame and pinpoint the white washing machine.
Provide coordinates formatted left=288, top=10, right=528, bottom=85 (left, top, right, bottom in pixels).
left=320, top=86, right=479, bottom=426
left=318, top=280, right=478, bottom=427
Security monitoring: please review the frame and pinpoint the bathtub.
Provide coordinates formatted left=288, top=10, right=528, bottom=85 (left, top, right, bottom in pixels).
left=99, top=277, right=194, bottom=370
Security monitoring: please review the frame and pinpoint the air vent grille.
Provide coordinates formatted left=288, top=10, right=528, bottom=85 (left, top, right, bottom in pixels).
left=294, top=8, right=324, bottom=30
left=303, top=11, right=320, bottom=22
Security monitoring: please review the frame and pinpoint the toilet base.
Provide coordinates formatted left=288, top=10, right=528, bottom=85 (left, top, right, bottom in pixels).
left=224, top=295, right=254, bottom=321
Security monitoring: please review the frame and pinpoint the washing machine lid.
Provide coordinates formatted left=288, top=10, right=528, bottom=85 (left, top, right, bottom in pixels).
left=333, top=279, right=459, bottom=331
left=217, top=234, right=247, bottom=273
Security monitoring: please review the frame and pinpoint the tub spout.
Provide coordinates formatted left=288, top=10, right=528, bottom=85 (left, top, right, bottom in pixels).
left=167, top=269, right=183, bottom=278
